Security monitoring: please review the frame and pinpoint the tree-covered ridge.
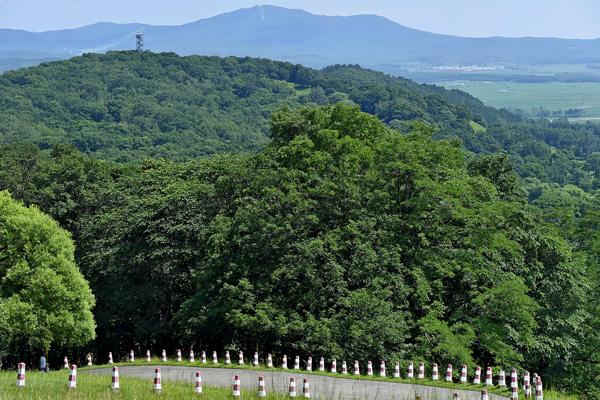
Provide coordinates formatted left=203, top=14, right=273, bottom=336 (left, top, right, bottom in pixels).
left=1, top=105, right=596, bottom=395
left=3, top=51, right=600, bottom=190
left=0, top=51, right=493, bottom=162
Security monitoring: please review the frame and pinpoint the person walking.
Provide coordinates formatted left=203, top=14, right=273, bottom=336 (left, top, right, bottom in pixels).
left=39, top=354, right=47, bottom=373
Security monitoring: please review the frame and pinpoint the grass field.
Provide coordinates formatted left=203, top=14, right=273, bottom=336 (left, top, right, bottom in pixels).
left=439, top=81, right=600, bottom=122
left=0, top=362, right=577, bottom=399
left=0, top=370, right=286, bottom=399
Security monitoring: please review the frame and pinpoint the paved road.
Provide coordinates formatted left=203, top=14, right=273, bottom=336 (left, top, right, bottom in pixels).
left=86, top=365, right=509, bottom=400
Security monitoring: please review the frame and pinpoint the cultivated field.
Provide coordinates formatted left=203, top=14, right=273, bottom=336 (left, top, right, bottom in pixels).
left=439, top=81, right=600, bottom=122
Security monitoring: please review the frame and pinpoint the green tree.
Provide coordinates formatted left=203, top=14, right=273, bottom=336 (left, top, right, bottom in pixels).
left=0, top=191, right=95, bottom=363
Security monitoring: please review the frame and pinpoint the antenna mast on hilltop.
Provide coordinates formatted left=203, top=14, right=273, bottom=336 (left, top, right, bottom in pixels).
left=136, top=32, right=144, bottom=52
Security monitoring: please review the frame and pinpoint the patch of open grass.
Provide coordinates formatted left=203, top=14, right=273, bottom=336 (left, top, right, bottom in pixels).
left=1, top=360, right=577, bottom=399
left=469, top=120, right=487, bottom=133
left=0, top=370, right=286, bottom=399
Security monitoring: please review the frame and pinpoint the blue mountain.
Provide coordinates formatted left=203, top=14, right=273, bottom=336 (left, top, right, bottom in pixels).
left=2, top=5, right=600, bottom=71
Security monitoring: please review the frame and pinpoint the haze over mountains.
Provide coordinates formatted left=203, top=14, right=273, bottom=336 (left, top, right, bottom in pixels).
left=2, top=5, right=600, bottom=72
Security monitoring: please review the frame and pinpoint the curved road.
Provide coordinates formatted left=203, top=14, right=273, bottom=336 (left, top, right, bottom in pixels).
left=86, top=366, right=509, bottom=400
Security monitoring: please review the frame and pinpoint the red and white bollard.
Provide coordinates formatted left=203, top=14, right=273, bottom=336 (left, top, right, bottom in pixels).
left=146, top=350, right=151, bottom=362
left=379, top=361, right=386, bottom=377
left=432, top=363, right=439, bottom=380
left=176, top=349, right=182, bottom=362
left=232, top=375, right=241, bottom=397
left=535, top=377, right=544, bottom=400
left=342, top=361, right=348, bottom=375
left=407, top=362, right=414, bottom=378
left=319, top=357, right=325, bottom=372
left=331, top=359, right=337, bottom=373
left=258, top=375, right=266, bottom=397
left=254, top=352, right=259, bottom=366
left=87, top=354, right=93, bottom=366
left=162, top=349, right=167, bottom=362
left=481, top=389, right=489, bottom=400
left=289, top=377, right=297, bottom=397
left=418, top=362, right=425, bottom=379
left=393, top=363, right=400, bottom=378
left=129, top=350, right=135, bottom=363
left=446, top=364, right=453, bottom=383
left=524, top=371, right=531, bottom=388
left=16, top=362, right=25, bottom=387
left=239, top=351, right=244, bottom=365
left=189, top=350, right=195, bottom=363
left=68, top=365, right=77, bottom=389
left=267, top=354, right=273, bottom=368
left=474, top=366, right=482, bottom=384
left=225, top=351, right=231, bottom=365
left=294, top=356, right=300, bottom=370
left=498, top=370, right=506, bottom=387
left=194, top=371, right=203, bottom=394
left=63, top=357, right=69, bottom=369
left=511, top=369, right=519, bottom=389
left=511, top=386, right=518, bottom=400
left=212, top=351, right=218, bottom=364
left=354, top=360, right=360, bottom=375
left=525, top=384, right=532, bottom=398
left=460, top=364, right=468, bottom=384
left=201, top=351, right=207, bottom=364
left=307, top=357, right=312, bottom=371
left=154, top=368, right=161, bottom=391
left=108, top=352, right=113, bottom=364
left=485, top=367, right=492, bottom=386
left=303, top=378, right=311, bottom=398
left=367, top=361, right=373, bottom=376
left=111, top=366, right=120, bottom=390
left=258, top=376, right=267, bottom=397
left=282, top=354, right=288, bottom=369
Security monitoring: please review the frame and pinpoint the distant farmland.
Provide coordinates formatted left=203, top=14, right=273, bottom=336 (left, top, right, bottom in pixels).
left=439, top=81, right=600, bottom=122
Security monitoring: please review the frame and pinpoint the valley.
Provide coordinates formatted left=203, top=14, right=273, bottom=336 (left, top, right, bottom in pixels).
left=438, top=80, right=600, bottom=122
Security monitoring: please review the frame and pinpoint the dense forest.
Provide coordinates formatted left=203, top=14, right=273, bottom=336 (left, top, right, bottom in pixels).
left=2, top=52, right=600, bottom=191
left=0, top=52, right=599, bottom=396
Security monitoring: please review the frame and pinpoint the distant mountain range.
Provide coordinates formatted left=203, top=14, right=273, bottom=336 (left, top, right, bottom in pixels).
left=2, top=5, right=600, bottom=72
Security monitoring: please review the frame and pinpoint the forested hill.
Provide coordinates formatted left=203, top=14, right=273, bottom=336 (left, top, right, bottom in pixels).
left=0, top=51, right=501, bottom=161
left=2, top=51, right=600, bottom=190
left=0, top=52, right=599, bottom=396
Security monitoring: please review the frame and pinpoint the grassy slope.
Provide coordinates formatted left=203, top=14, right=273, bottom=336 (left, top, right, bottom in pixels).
left=0, top=370, right=283, bottom=399
left=0, top=366, right=575, bottom=400
left=469, top=120, right=487, bottom=132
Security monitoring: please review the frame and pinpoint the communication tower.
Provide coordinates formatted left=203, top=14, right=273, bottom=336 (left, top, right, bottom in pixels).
left=136, top=33, right=144, bottom=52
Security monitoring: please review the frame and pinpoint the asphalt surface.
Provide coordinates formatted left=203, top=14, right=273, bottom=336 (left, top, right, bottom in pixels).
left=85, top=365, right=509, bottom=400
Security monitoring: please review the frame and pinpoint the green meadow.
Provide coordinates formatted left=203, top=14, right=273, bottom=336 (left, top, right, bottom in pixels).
left=0, top=370, right=284, bottom=400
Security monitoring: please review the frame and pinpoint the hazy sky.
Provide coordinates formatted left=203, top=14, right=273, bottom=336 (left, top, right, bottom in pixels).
left=1, top=0, right=599, bottom=39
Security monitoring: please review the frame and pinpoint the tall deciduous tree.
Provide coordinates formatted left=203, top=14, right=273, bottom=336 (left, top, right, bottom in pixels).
left=0, top=191, right=95, bottom=364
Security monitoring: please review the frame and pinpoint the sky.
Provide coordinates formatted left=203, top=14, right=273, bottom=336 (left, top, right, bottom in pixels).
left=1, top=0, right=599, bottom=39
